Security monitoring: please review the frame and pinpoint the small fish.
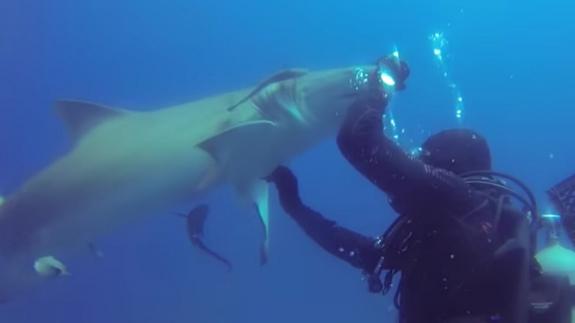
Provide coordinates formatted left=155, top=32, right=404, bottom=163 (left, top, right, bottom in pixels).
left=34, top=256, right=70, bottom=278
left=177, top=204, right=232, bottom=271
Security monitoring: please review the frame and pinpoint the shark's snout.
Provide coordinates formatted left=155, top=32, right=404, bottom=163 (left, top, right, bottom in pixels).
left=294, top=65, right=386, bottom=124
left=350, top=65, right=388, bottom=102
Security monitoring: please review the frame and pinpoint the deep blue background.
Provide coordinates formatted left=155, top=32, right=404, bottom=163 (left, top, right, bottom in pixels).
left=1, top=0, right=575, bottom=322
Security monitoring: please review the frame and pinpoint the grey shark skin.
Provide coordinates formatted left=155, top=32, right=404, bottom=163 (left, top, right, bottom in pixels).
left=0, top=64, right=382, bottom=300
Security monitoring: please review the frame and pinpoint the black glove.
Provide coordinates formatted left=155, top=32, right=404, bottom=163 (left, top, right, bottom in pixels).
left=265, top=166, right=302, bottom=212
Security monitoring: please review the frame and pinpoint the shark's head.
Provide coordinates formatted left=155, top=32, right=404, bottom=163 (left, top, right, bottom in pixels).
left=256, top=56, right=409, bottom=136
left=296, top=65, right=382, bottom=127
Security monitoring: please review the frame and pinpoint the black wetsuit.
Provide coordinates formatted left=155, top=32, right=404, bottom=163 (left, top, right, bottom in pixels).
left=270, top=101, right=532, bottom=323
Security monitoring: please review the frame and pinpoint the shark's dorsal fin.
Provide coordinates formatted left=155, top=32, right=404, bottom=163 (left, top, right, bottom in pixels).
left=56, top=100, right=126, bottom=142
left=227, top=69, right=308, bottom=112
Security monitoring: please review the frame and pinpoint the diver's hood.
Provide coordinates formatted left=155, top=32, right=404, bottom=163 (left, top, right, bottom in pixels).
left=420, top=129, right=492, bottom=175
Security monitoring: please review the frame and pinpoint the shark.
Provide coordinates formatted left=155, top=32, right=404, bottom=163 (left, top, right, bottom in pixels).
left=0, top=63, right=386, bottom=300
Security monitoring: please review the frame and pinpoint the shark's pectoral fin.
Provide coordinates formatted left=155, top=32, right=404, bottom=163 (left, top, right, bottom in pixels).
left=227, top=68, right=308, bottom=111
left=56, top=100, right=128, bottom=142
left=197, top=120, right=277, bottom=265
left=196, top=166, right=220, bottom=192
left=247, top=180, right=271, bottom=265
left=198, top=120, right=277, bottom=166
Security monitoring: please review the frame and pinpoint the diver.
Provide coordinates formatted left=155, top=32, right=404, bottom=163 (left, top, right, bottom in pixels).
left=266, top=55, right=537, bottom=323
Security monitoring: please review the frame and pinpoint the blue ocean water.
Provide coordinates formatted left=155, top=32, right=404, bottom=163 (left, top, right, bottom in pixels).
left=1, top=0, right=575, bottom=322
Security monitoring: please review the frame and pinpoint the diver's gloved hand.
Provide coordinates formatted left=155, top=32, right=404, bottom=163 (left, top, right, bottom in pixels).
left=265, top=166, right=302, bottom=212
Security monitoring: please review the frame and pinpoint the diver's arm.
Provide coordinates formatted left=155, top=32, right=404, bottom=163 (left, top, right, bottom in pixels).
left=266, top=166, right=380, bottom=272
left=337, top=101, right=471, bottom=209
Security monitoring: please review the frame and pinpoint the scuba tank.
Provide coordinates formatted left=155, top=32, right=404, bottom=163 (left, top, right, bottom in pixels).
left=531, top=172, right=575, bottom=323
left=535, top=214, right=575, bottom=281
left=532, top=213, right=575, bottom=323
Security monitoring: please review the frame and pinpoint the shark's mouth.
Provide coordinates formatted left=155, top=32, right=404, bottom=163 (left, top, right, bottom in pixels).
left=351, top=67, right=371, bottom=92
